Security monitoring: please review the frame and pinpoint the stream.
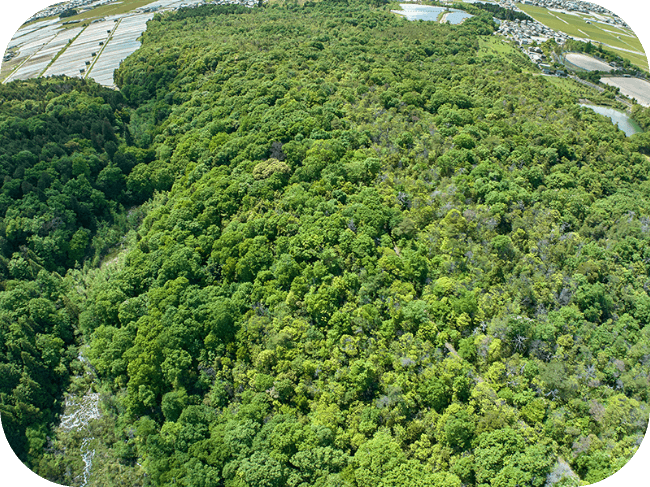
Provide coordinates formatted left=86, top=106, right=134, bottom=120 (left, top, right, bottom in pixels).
left=57, top=351, right=102, bottom=487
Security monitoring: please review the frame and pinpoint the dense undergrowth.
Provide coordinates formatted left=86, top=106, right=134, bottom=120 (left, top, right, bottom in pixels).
left=2, top=2, right=650, bottom=486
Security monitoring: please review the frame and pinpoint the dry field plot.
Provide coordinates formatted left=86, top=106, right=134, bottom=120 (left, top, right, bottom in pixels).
left=600, top=77, right=650, bottom=107
left=565, top=53, right=613, bottom=72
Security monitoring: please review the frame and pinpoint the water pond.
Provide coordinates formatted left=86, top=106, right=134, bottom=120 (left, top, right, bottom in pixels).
left=580, top=104, right=642, bottom=137
left=396, top=4, right=445, bottom=21
left=395, top=4, right=473, bottom=24
left=444, top=11, right=474, bottom=25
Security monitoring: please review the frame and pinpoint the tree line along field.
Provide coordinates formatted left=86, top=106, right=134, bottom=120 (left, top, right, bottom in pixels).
left=515, top=2, right=648, bottom=70
left=1, top=2, right=650, bottom=486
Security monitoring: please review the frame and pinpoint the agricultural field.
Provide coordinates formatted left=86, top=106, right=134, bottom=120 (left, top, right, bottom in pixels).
left=4, top=26, right=85, bottom=82
left=516, top=2, right=647, bottom=70
left=1, top=0, right=206, bottom=87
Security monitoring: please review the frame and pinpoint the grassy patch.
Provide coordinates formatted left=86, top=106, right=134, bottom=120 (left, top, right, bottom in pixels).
left=540, top=74, right=629, bottom=110
left=543, top=74, right=592, bottom=96
left=518, top=3, right=635, bottom=48
left=516, top=4, right=573, bottom=31
left=477, top=36, right=534, bottom=73
left=606, top=49, right=648, bottom=71
left=598, top=23, right=636, bottom=38
left=0, top=56, right=23, bottom=82
left=20, top=15, right=60, bottom=27
left=478, top=36, right=521, bottom=57
left=542, top=75, right=585, bottom=97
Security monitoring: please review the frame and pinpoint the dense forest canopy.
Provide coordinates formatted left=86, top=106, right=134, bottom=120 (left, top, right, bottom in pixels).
left=1, top=2, right=650, bottom=486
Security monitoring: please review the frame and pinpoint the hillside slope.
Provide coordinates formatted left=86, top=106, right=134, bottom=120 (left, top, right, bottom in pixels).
left=2, top=2, right=650, bottom=486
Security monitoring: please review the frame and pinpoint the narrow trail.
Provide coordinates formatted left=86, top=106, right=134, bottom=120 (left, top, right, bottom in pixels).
left=553, top=14, right=569, bottom=25
left=85, top=18, right=122, bottom=79
left=602, top=28, right=634, bottom=38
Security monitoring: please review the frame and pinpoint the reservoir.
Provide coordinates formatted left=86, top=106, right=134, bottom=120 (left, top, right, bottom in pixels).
left=580, top=104, right=642, bottom=137
left=443, top=11, right=474, bottom=25
left=394, top=4, right=473, bottom=24
left=395, top=5, right=445, bottom=21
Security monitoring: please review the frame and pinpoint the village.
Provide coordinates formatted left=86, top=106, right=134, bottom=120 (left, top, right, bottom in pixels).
left=516, top=0, right=629, bottom=29
left=27, top=0, right=120, bottom=23
left=496, top=18, right=568, bottom=74
left=495, top=18, right=628, bottom=77
left=492, top=0, right=639, bottom=77
left=496, top=17, right=568, bottom=47
left=210, top=0, right=258, bottom=8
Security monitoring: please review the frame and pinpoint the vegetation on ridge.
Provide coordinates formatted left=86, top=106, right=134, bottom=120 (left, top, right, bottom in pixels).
left=1, top=2, right=650, bottom=486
